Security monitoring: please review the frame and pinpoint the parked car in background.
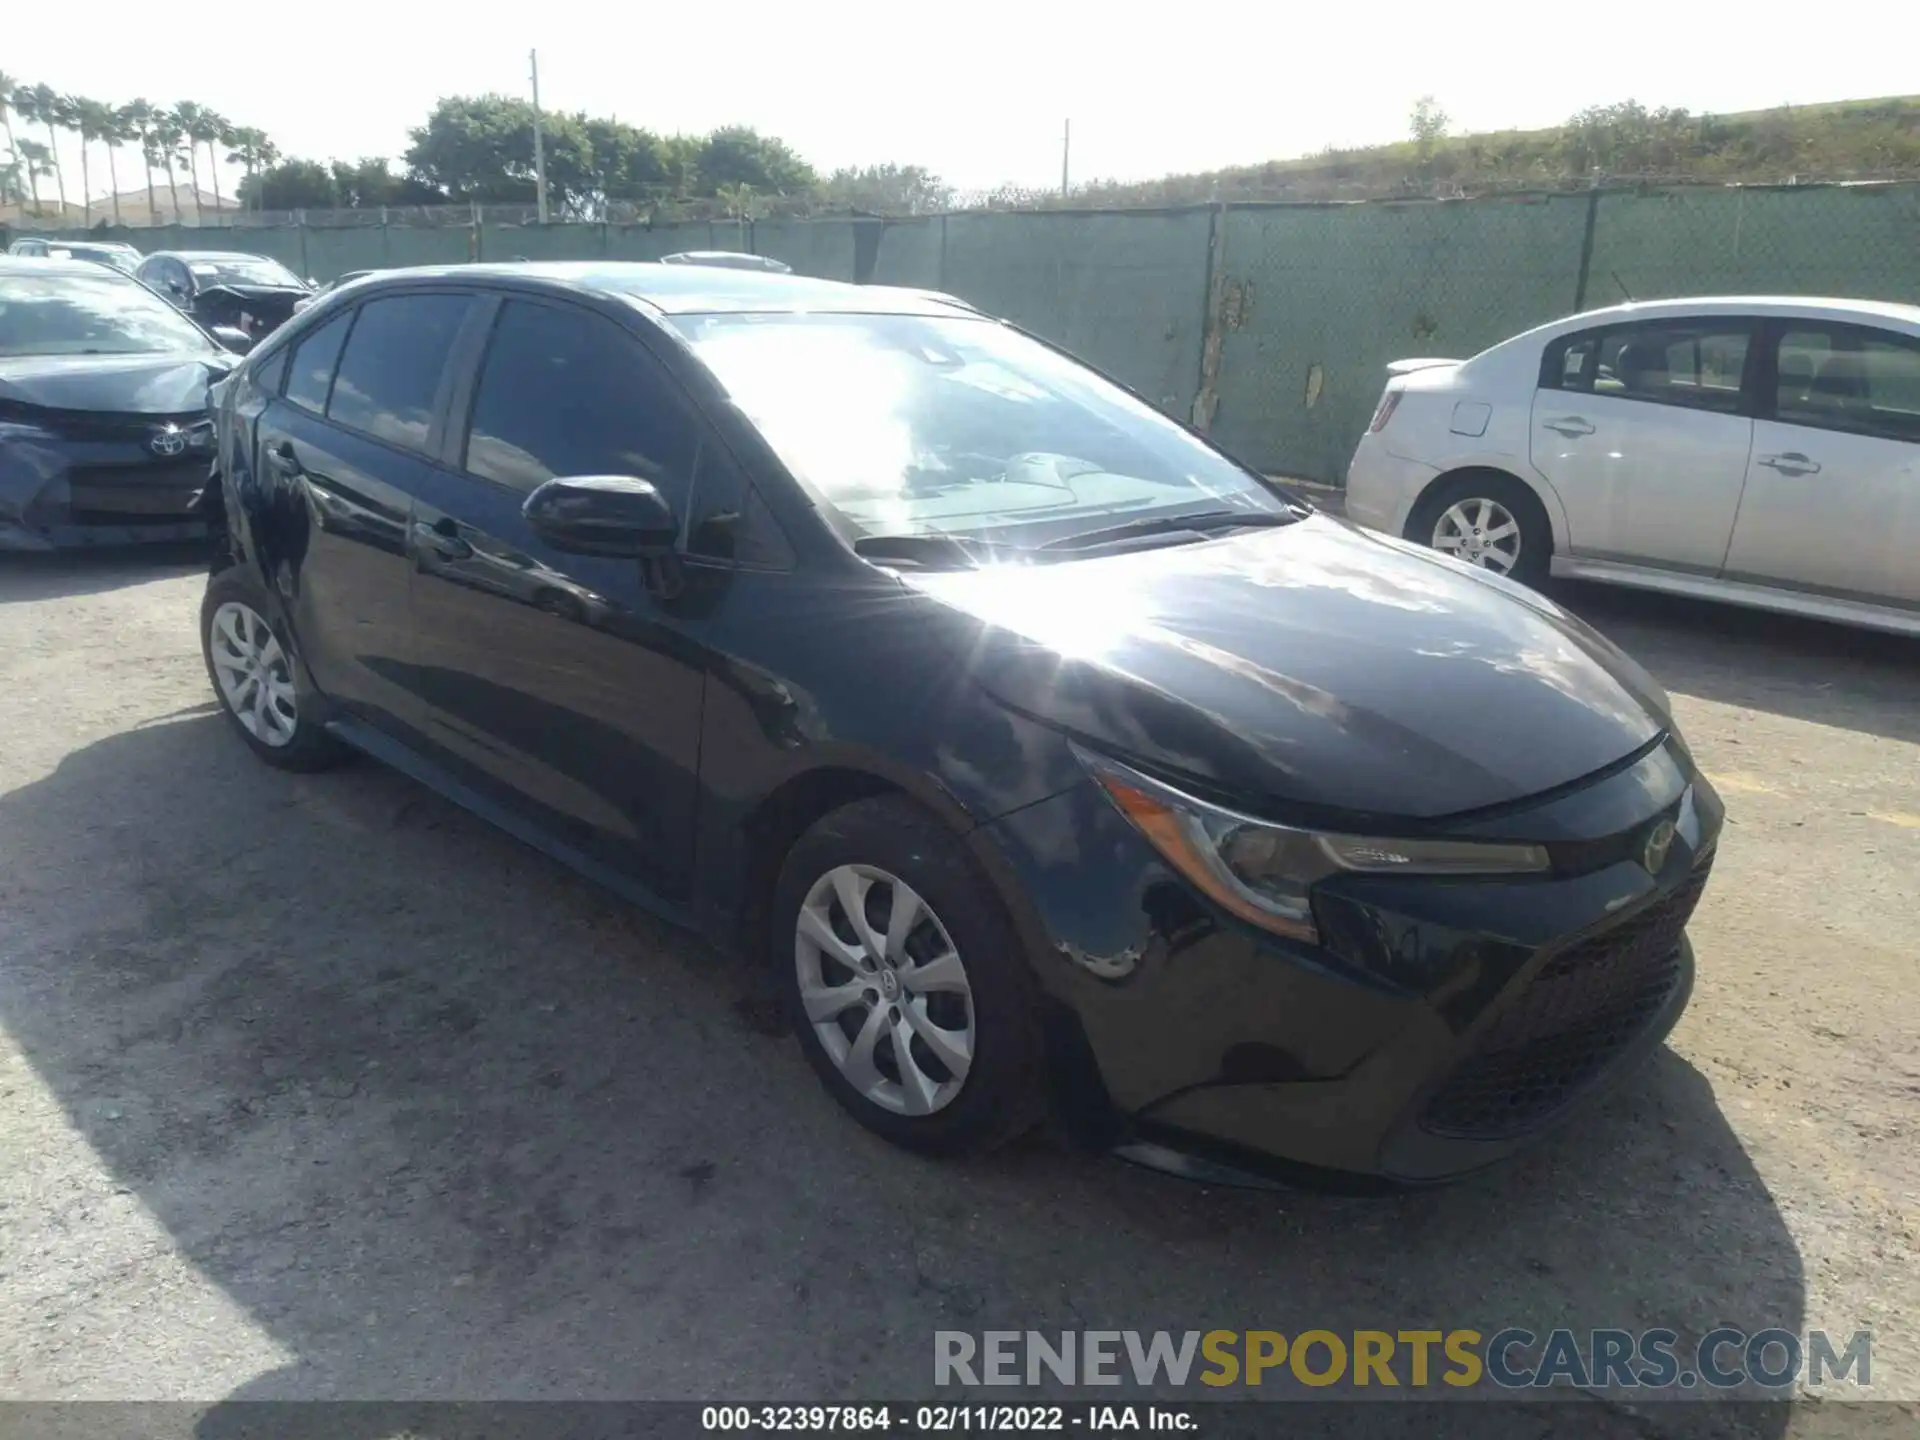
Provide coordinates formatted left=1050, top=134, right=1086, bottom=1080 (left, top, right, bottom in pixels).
left=660, top=250, right=792, bottom=273
left=135, top=250, right=313, bottom=346
left=7, top=238, right=143, bottom=274
left=197, top=261, right=1720, bottom=1186
left=293, top=270, right=378, bottom=315
left=0, top=257, right=235, bottom=550
left=1346, top=296, right=1920, bottom=637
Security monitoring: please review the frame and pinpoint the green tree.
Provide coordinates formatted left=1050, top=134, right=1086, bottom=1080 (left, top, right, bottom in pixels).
left=1409, top=95, right=1450, bottom=173
left=241, top=158, right=337, bottom=210
left=404, top=94, right=594, bottom=210
left=122, top=100, right=163, bottom=222
left=820, top=163, right=952, bottom=214
left=157, top=107, right=193, bottom=221
left=224, top=126, right=278, bottom=209
left=695, top=125, right=814, bottom=195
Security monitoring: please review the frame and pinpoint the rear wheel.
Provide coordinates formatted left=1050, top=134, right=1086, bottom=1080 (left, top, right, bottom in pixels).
left=772, top=795, right=1044, bottom=1156
left=1406, top=471, right=1551, bottom=586
left=200, top=568, right=347, bottom=772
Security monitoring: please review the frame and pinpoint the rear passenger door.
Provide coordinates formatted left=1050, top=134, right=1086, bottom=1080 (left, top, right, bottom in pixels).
left=253, top=290, right=474, bottom=741
left=406, top=295, right=716, bottom=900
left=1530, top=317, right=1757, bottom=573
left=1726, top=321, right=1920, bottom=608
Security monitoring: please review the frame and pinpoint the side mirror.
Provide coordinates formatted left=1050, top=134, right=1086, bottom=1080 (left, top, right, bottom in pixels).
left=211, top=325, right=255, bottom=355
left=522, top=475, right=678, bottom=558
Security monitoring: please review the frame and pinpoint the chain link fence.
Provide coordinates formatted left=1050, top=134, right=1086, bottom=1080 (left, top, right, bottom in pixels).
left=8, top=179, right=1916, bottom=482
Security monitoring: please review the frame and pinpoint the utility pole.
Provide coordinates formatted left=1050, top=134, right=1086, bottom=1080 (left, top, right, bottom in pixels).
left=530, top=48, right=550, bottom=224
left=1061, top=119, right=1071, bottom=198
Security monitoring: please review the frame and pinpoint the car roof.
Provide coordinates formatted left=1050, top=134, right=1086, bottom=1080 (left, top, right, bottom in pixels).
left=0, top=254, right=135, bottom=277
left=347, top=261, right=981, bottom=317
left=145, top=250, right=282, bottom=263
left=1560, top=295, right=1920, bottom=328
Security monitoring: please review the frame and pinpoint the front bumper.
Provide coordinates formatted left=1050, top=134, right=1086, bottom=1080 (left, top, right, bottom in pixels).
left=1, top=440, right=213, bottom=552
left=973, top=738, right=1722, bottom=1185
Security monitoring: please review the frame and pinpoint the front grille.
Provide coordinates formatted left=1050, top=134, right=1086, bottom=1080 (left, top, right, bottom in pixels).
left=1419, top=861, right=1712, bottom=1139
left=65, top=462, right=209, bottom=523
left=19, top=409, right=210, bottom=444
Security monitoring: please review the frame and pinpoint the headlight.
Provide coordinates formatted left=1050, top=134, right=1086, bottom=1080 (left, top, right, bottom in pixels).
left=1075, top=746, right=1549, bottom=943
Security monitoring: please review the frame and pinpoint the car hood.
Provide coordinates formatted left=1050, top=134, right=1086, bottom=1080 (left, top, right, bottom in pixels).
left=0, top=352, right=232, bottom=414
left=906, top=515, right=1671, bottom=823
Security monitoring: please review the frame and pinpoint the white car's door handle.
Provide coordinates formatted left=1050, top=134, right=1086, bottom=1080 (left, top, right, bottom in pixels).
left=1758, top=452, right=1821, bottom=477
left=1542, top=415, right=1595, bottom=437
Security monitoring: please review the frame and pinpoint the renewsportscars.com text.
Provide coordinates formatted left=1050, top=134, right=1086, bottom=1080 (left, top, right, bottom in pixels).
left=934, top=1328, right=1872, bottom=1392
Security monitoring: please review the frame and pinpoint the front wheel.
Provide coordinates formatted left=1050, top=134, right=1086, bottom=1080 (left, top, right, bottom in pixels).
left=1406, top=472, right=1551, bottom=586
left=772, top=795, right=1045, bottom=1156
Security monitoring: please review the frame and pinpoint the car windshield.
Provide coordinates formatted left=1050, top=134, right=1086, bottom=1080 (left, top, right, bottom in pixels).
left=186, top=256, right=304, bottom=288
left=0, top=270, right=217, bottom=357
left=671, top=311, right=1288, bottom=546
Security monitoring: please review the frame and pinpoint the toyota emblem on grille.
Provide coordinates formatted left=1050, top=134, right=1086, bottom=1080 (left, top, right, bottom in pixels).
left=1641, top=818, right=1677, bottom=875
left=149, top=427, right=188, bottom=457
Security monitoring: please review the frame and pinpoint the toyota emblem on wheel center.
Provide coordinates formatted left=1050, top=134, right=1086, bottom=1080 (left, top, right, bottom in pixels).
left=149, top=427, right=188, bottom=457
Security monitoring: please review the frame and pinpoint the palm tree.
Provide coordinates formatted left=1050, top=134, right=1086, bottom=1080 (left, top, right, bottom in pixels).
left=25, top=83, right=68, bottom=216
left=152, top=109, right=186, bottom=221
left=72, top=97, right=117, bottom=228
left=178, top=103, right=230, bottom=219
left=104, top=104, right=137, bottom=225
left=173, top=102, right=208, bottom=223
left=17, top=137, right=52, bottom=215
left=226, top=127, right=278, bottom=209
left=0, top=72, right=21, bottom=195
left=213, top=118, right=239, bottom=213
left=123, top=100, right=161, bottom=222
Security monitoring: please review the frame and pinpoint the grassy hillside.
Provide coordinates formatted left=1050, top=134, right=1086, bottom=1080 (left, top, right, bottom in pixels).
left=1059, top=96, right=1920, bottom=207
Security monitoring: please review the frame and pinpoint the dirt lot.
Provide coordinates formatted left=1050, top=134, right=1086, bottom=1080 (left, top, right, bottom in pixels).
left=0, top=548, right=1914, bottom=1429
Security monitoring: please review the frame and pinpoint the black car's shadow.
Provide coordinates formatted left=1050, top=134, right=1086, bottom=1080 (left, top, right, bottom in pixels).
left=0, top=714, right=1800, bottom=1437
left=0, top=544, right=209, bottom=603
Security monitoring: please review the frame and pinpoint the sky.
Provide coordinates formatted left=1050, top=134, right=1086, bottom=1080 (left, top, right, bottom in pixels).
left=6, top=0, right=1916, bottom=202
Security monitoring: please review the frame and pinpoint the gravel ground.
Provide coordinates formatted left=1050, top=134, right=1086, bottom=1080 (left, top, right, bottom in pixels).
left=0, top=548, right=1914, bottom=1434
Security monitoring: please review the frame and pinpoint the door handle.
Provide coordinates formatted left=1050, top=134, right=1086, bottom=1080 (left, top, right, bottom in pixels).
left=265, top=439, right=301, bottom=474
left=1542, top=416, right=1595, bottom=438
left=1758, top=452, right=1821, bottom=477
left=412, top=519, right=473, bottom=560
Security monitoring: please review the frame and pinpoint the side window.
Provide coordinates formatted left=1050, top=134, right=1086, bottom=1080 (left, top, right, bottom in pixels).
left=1541, top=332, right=1600, bottom=391
left=464, top=300, right=698, bottom=504
left=687, top=439, right=794, bottom=569
left=250, top=345, right=290, bottom=397
left=1774, top=325, right=1920, bottom=444
left=326, top=293, right=471, bottom=454
left=1593, top=321, right=1751, bottom=414
left=283, top=310, right=352, bottom=415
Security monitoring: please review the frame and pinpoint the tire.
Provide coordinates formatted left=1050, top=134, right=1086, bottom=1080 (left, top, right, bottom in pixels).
left=772, top=794, right=1045, bottom=1156
left=1405, top=471, right=1551, bottom=587
left=200, top=567, right=348, bottom=772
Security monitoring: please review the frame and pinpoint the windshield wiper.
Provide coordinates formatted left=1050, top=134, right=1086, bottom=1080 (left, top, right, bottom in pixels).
left=1037, top=508, right=1300, bottom=552
left=852, top=533, right=1033, bottom=569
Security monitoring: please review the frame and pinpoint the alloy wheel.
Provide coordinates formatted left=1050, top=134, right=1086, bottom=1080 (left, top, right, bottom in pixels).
left=794, top=864, right=975, bottom=1117
left=1432, top=497, right=1522, bottom=574
left=208, top=601, right=299, bottom=748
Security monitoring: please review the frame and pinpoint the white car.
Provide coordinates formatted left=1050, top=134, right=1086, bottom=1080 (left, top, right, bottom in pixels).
left=1344, top=296, right=1920, bottom=637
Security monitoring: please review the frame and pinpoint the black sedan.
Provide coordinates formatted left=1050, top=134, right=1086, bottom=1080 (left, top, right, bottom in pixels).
left=0, top=257, right=236, bottom=551
left=197, top=262, right=1722, bottom=1185
left=135, top=249, right=313, bottom=345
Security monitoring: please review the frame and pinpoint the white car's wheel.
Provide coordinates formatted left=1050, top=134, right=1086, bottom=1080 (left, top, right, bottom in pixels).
left=1407, top=473, right=1550, bottom=586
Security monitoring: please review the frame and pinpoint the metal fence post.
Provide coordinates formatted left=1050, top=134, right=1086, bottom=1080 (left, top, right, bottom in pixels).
left=1572, top=179, right=1602, bottom=313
